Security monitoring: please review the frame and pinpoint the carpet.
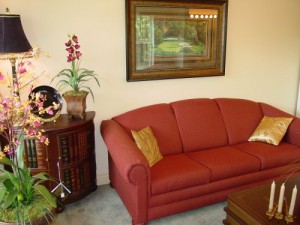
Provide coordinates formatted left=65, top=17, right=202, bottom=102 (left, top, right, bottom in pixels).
left=56, top=185, right=227, bottom=225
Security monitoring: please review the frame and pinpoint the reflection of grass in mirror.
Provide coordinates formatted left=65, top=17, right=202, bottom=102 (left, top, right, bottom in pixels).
left=158, top=40, right=181, bottom=53
left=155, top=39, right=205, bottom=56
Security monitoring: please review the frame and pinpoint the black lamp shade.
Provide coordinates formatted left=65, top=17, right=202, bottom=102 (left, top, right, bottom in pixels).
left=0, top=14, right=32, bottom=54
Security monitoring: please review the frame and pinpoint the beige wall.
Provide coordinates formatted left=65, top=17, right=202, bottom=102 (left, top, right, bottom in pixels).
left=1, top=0, right=300, bottom=185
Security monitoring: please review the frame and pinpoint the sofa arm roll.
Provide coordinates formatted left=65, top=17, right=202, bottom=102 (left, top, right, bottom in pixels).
left=286, top=117, right=300, bottom=146
left=259, top=102, right=300, bottom=146
left=101, top=119, right=150, bottom=184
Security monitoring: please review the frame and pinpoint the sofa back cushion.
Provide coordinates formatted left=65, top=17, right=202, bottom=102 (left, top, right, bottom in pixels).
left=171, top=99, right=228, bottom=152
left=215, top=98, right=263, bottom=145
left=113, top=104, right=183, bottom=155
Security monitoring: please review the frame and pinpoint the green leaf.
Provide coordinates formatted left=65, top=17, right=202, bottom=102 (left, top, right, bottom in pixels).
left=59, top=71, right=73, bottom=77
left=57, top=69, right=73, bottom=75
left=18, top=167, right=32, bottom=195
left=81, top=86, right=95, bottom=102
left=51, top=61, right=100, bottom=94
left=0, top=186, right=6, bottom=202
left=33, top=173, right=56, bottom=187
left=33, top=172, right=49, bottom=181
left=57, top=81, right=70, bottom=90
left=16, top=133, right=25, bottom=169
left=0, top=157, right=14, bottom=167
left=3, top=170, right=20, bottom=189
left=3, top=178, right=14, bottom=191
left=35, top=185, right=57, bottom=208
left=3, top=191, right=17, bottom=209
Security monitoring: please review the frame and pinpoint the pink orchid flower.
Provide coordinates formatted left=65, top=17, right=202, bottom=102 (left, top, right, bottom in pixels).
left=47, top=108, right=54, bottom=115
left=67, top=55, right=76, bottom=62
left=34, top=121, right=41, bottom=127
left=65, top=40, right=72, bottom=47
left=72, top=35, right=78, bottom=43
left=75, top=51, right=82, bottom=59
left=66, top=46, right=74, bottom=54
left=40, top=135, right=47, bottom=143
left=27, top=128, right=36, bottom=135
left=19, top=67, right=27, bottom=74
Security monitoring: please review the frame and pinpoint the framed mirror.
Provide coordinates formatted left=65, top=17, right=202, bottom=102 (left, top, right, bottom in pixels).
left=126, top=0, right=228, bottom=81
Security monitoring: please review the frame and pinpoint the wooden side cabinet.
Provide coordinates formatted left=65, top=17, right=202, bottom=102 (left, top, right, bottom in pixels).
left=23, top=111, right=97, bottom=204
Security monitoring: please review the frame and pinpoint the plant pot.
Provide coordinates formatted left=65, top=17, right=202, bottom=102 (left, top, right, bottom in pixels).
left=63, top=91, right=88, bottom=119
left=0, top=212, right=54, bottom=225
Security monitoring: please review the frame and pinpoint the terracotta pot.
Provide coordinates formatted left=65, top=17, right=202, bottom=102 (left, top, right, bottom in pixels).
left=63, top=91, right=88, bottom=119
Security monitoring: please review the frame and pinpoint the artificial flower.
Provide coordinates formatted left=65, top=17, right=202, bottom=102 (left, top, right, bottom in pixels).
left=0, top=57, right=58, bottom=224
left=51, top=34, right=100, bottom=101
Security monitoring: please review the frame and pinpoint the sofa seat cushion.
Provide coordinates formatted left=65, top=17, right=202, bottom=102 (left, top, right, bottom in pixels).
left=186, top=147, right=261, bottom=181
left=233, top=142, right=300, bottom=169
left=149, top=164, right=296, bottom=208
left=151, top=154, right=210, bottom=195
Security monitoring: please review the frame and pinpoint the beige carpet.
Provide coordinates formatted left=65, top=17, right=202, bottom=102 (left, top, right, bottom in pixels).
left=56, top=184, right=227, bottom=225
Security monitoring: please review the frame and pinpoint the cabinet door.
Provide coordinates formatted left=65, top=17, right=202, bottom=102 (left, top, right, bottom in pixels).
left=58, top=130, right=88, bottom=165
left=57, top=124, right=96, bottom=197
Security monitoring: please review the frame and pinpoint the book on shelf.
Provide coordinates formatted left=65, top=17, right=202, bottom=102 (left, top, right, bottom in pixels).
left=35, top=140, right=46, bottom=169
left=30, top=139, right=38, bottom=168
left=61, top=136, right=69, bottom=164
left=78, top=131, right=87, bottom=159
left=25, top=139, right=33, bottom=168
left=70, top=168, right=76, bottom=193
left=68, top=135, right=74, bottom=163
left=63, top=169, right=71, bottom=191
left=73, top=133, right=79, bottom=161
left=77, top=132, right=82, bottom=160
left=23, top=140, right=29, bottom=167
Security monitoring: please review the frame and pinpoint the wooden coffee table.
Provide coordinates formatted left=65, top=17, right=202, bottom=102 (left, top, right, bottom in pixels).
left=223, top=177, right=300, bottom=225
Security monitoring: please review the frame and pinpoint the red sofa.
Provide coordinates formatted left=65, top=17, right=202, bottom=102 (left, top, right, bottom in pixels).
left=100, top=98, right=300, bottom=225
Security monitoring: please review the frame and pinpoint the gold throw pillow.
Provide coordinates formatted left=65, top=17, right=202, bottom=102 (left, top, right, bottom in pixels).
left=131, top=126, right=163, bottom=167
left=248, top=116, right=293, bottom=145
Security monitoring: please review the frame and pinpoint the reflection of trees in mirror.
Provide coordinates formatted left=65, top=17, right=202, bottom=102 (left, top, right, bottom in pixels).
left=136, top=16, right=207, bottom=57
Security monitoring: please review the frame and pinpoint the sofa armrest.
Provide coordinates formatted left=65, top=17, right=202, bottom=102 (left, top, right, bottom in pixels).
left=259, top=102, right=300, bottom=146
left=100, top=119, right=150, bottom=185
left=285, top=117, right=300, bottom=146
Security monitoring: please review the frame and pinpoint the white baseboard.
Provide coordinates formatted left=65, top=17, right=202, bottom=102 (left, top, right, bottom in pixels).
left=97, top=174, right=110, bottom=186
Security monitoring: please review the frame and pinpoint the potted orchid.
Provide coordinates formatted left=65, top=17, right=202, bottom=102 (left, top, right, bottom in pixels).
left=51, top=34, right=100, bottom=119
left=0, top=59, right=59, bottom=224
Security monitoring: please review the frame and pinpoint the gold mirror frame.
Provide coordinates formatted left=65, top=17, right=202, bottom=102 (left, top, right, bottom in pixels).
left=126, top=0, right=228, bottom=81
